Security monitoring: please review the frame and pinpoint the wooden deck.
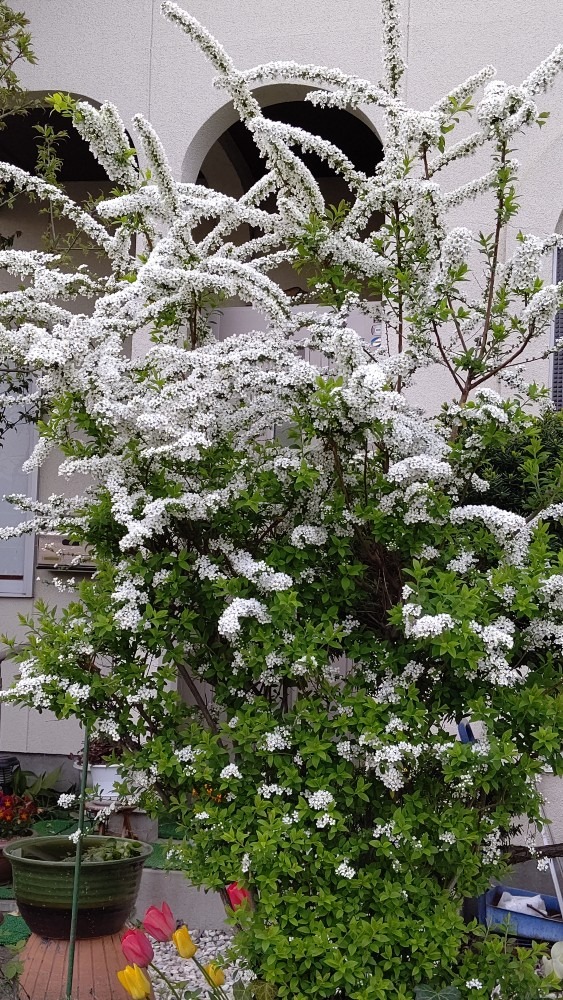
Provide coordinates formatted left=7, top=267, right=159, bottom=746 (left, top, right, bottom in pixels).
left=18, top=932, right=149, bottom=1000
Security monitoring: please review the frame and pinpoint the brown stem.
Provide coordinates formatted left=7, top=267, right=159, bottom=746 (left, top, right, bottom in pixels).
left=328, top=437, right=351, bottom=504
left=177, top=661, right=221, bottom=739
left=189, top=291, right=198, bottom=350
left=478, top=140, right=507, bottom=363
left=470, top=325, right=536, bottom=390
left=431, top=319, right=464, bottom=391
left=507, top=841, right=563, bottom=865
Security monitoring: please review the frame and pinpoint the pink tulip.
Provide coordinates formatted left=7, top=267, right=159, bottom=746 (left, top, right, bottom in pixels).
left=226, top=882, right=251, bottom=910
left=143, top=902, right=176, bottom=942
left=121, top=929, right=154, bottom=967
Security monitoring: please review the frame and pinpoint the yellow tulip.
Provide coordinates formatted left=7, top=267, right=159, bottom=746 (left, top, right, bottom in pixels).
left=204, top=962, right=226, bottom=987
left=117, top=964, right=152, bottom=999
left=172, top=924, right=198, bottom=959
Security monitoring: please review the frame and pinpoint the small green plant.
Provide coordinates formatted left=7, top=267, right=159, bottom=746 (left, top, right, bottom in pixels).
left=1, top=940, right=25, bottom=985
left=81, top=838, right=142, bottom=862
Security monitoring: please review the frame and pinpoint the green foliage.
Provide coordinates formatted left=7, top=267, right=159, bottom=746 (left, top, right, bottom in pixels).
left=466, top=408, right=563, bottom=519
left=10, top=766, right=63, bottom=815
left=291, top=201, right=363, bottom=308
left=10, top=391, right=563, bottom=999
left=0, top=2, right=36, bottom=127
left=81, top=838, right=143, bottom=862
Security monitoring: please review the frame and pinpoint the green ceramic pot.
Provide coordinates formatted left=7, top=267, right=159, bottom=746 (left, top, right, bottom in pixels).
left=4, top=835, right=152, bottom=939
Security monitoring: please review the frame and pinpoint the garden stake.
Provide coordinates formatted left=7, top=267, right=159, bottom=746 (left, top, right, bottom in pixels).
left=66, top=724, right=89, bottom=1000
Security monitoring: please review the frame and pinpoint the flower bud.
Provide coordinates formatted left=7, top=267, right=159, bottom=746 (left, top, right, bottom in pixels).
left=117, top=964, right=152, bottom=999
left=172, top=925, right=198, bottom=959
left=204, top=962, right=226, bottom=987
left=143, top=902, right=175, bottom=941
left=121, top=929, right=154, bottom=967
left=226, top=882, right=251, bottom=910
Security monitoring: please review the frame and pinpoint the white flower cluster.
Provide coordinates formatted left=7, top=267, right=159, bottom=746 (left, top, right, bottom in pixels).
left=262, top=727, right=292, bottom=752
left=447, top=551, right=477, bottom=574
left=359, top=733, right=425, bottom=792
left=217, top=598, right=271, bottom=640
left=290, top=525, right=328, bottom=549
left=257, top=783, right=287, bottom=799
left=306, top=790, right=335, bottom=810
left=450, top=506, right=530, bottom=566
left=539, top=574, right=563, bottom=611
left=335, top=860, right=356, bottom=880
left=403, top=604, right=456, bottom=640
left=220, top=763, right=242, bottom=779
left=57, top=793, right=76, bottom=809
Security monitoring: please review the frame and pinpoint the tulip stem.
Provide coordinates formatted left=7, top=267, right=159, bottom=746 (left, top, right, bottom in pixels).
left=149, top=962, right=184, bottom=1000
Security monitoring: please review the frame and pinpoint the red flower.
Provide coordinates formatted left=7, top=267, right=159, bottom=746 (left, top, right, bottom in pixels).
left=121, top=928, right=154, bottom=967
left=226, top=882, right=251, bottom=910
left=143, top=903, right=175, bottom=941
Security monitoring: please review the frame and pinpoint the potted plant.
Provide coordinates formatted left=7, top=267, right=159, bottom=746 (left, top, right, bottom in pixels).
left=4, top=835, right=152, bottom=938
left=0, top=791, right=37, bottom=884
left=71, top=735, right=125, bottom=800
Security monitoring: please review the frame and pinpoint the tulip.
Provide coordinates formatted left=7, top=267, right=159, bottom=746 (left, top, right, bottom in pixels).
left=226, top=882, right=251, bottom=910
left=117, top=964, right=151, bottom=1000
left=143, top=902, right=175, bottom=941
left=204, top=963, right=226, bottom=987
left=172, top=924, right=198, bottom=959
left=121, top=928, right=154, bottom=967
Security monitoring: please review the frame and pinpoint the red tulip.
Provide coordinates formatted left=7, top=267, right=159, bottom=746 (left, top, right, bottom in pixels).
left=226, top=882, right=251, bottom=910
left=121, top=928, right=154, bottom=967
left=143, top=902, right=175, bottom=941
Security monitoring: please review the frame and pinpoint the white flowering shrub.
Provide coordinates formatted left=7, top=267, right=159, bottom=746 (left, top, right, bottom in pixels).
left=2, top=1, right=563, bottom=998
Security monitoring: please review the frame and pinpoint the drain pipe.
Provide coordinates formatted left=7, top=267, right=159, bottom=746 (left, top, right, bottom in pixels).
left=66, top=724, right=89, bottom=1000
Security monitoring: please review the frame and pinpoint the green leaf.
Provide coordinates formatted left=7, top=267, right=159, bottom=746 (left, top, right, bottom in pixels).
left=415, top=987, right=461, bottom=1000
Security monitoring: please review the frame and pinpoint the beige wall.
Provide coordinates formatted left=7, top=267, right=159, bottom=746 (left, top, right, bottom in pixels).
left=0, top=183, right=110, bottom=754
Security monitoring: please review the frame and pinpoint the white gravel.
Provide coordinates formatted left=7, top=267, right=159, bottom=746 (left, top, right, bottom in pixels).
left=152, top=928, right=236, bottom=998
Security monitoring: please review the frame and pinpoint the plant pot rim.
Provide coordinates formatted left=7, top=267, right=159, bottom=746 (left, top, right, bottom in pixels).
left=0, top=832, right=33, bottom=847
left=3, top=834, right=152, bottom=866
left=72, top=761, right=121, bottom=769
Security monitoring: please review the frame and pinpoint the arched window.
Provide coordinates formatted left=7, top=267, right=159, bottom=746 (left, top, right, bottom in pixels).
left=194, top=94, right=383, bottom=346
left=199, top=99, right=383, bottom=201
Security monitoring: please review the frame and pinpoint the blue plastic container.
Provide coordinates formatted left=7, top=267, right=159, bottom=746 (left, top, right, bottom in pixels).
left=478, top=884, right=563, bottom=943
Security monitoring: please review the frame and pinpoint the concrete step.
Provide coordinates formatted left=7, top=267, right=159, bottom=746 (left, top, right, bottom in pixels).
left=134, top=868, right=227, bottom=930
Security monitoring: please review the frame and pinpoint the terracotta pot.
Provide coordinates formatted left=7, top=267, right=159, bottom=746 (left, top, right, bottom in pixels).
left=5, top=835, right=152, bottom=939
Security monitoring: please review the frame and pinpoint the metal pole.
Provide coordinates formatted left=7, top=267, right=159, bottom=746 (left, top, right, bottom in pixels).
left=66, top=724, right=89, bottom=1000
